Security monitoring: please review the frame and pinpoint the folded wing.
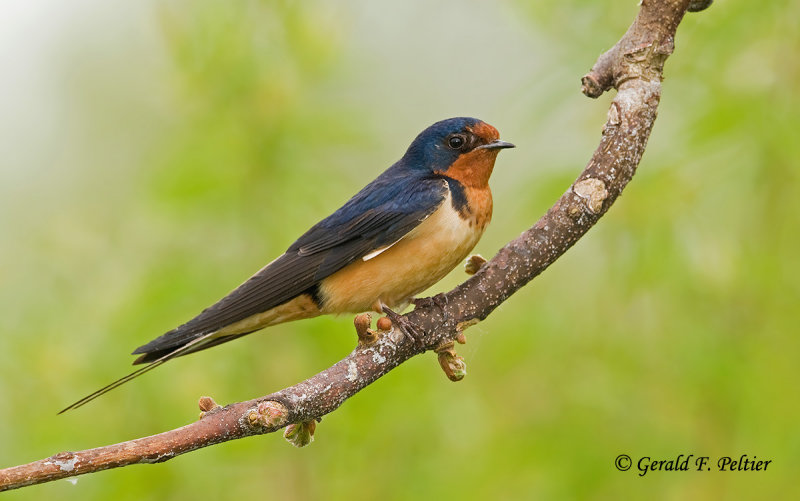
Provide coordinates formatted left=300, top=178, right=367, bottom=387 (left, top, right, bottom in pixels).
left=132, top=171, right=448, bottom=361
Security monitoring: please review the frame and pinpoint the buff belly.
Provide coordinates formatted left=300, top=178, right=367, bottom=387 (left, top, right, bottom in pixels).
left=318, top=193, right=486, bottom=314
left=213, top=293, right=322, bottom=336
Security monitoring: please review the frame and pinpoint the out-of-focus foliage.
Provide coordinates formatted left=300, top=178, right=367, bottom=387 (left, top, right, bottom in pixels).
left=1, top=0, right=797, bottom=499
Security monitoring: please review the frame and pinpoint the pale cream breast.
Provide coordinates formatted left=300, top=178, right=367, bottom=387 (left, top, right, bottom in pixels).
left=318, top=190, right=489, bottom=314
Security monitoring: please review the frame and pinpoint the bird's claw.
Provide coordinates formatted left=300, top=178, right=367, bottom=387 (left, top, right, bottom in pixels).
left=381, top=305, right=425, bottom=348
left=412, top=293, right=450, bottom=323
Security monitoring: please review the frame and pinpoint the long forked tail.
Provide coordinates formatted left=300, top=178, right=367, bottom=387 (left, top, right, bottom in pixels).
left=57, top=332, right=223, bottom=414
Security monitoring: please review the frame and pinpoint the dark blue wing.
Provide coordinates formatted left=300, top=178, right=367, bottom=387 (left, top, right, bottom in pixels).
left=290, top=170, right=449, bottom=278
left=132, top=169, right=448, bottom=359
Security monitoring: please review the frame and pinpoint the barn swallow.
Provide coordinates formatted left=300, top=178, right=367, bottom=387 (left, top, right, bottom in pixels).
left=60, top=117, right=514, bottom=413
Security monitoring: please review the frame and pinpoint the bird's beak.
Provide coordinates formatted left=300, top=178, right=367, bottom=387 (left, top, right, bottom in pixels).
left=478, top=140, right=516, bottom=150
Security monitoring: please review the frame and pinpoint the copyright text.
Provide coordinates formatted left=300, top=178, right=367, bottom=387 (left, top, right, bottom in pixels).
left=614, top=454, right=772, bottom=476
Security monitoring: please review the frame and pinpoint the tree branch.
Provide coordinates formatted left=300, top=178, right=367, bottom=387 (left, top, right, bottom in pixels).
left=0, top=0, right=713, bottom=491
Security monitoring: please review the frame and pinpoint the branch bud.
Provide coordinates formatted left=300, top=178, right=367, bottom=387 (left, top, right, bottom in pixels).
left=435, top=341, right=467, bottom=382
left=284, top=421, right=317, bottom=448
left=246, top=401, right=288, bottom=430
left=376, top=316, right=393, bottom=331
left=198, top=396, right=219, bottom=412
left=688, top=0, right=713, bottom=12
left=354, top=313, right=379, bottom=345
left=198, top=396, right=221, bottom=419
left=464, top=254, right=487, bottom=275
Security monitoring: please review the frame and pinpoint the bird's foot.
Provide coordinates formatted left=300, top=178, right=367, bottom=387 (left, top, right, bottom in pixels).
left=381, top=305, right=426, bottom=348
left=412, top=293, right=450, bottom=323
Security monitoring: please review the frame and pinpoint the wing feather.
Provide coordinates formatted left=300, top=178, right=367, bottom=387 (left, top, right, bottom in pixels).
left=62, top=171, right=450, bottom=412
left=132, top=173, right=448, bottom=358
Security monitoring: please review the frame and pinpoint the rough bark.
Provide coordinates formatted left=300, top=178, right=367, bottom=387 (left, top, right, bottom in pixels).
left=0, top=0, right=713, bottom=491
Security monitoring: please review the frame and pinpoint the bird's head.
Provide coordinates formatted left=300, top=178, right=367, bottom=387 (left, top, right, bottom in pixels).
left=402, top=117, right=514, bottom=188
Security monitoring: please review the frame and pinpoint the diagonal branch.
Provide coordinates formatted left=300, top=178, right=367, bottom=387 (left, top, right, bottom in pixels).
left=0, top=0, right=713, bottom=491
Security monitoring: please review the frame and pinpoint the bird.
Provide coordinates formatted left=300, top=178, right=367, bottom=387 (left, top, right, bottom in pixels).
left=59, top=116, right=514, bottom=413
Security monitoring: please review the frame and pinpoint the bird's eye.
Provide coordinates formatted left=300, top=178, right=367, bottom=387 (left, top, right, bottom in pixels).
left=447, top=135, right=466, bottom=149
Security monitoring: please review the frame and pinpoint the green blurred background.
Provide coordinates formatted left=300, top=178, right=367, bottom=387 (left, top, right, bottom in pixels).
left=1, top=0, right=798, bottom=499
